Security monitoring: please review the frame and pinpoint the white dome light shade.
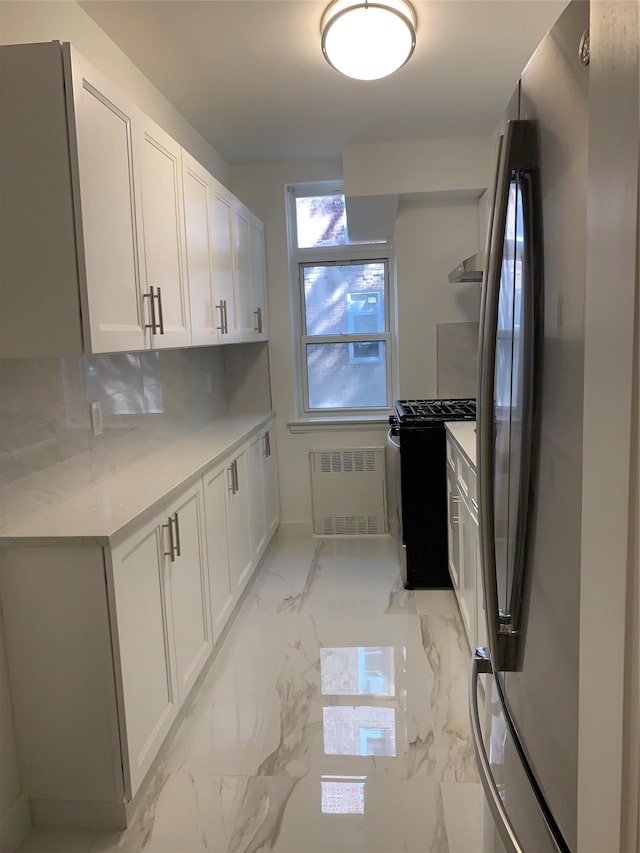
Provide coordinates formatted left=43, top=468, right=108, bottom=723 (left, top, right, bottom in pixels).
left=321, top=0, right=417, bottom=81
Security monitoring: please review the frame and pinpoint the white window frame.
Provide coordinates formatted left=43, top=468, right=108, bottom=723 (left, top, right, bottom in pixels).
left=286, top=181, right=397, bottom=423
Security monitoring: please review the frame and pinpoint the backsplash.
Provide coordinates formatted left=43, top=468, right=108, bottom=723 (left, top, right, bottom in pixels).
left=436, top=322, right=479, bottom=399
left=0, top=348, right=228, bottom=530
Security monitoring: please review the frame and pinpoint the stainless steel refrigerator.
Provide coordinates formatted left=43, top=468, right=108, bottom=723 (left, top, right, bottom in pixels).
left=471, top=2, right=589, bottom=850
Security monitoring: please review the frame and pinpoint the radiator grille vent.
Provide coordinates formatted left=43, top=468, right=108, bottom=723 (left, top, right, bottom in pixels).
left=310, top=448, right=387, bottom=536
left=322, top=516, right=380, bottom=536
left=319, top=450, right=377, bottom=474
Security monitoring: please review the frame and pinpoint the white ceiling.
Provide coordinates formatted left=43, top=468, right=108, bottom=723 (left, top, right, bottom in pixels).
left=79, top=0, right=568, bottom=164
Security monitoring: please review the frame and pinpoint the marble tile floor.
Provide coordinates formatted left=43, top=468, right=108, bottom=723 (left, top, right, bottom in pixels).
left=18, top=534, right=483, bottom=853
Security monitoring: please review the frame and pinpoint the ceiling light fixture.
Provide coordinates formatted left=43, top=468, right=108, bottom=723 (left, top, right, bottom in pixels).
left=321, top=0, right=417, bottom=81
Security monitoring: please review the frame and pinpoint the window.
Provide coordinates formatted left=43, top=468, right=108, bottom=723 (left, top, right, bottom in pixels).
left=287, top=183, right=395, bottom=418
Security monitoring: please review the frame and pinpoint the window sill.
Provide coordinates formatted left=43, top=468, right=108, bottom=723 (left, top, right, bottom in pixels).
left=287, top=416, right=390, bottom=434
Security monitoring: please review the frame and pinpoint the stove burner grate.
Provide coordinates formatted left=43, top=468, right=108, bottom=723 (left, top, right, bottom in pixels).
left=394, top=398, right=476, bottom=422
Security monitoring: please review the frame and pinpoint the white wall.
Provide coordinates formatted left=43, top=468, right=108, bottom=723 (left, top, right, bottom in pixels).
left=343, top=137, right=494, bottom=198
left=230, top=161, right=485, bottom=530
left=230, top=158, right=389, bottom=531
left=395, top=199, right=482, bottom=399
left=0, top=0, right=229, bottom=184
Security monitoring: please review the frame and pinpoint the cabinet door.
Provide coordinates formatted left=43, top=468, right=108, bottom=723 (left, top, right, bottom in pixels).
left=250, top=216, right=268, bottom=339
left=249, top=433, right=267, bottom=560
left=460, top=493, right=477, bottom=648
left=69, top=48, right=147, bottom=353
left=164, top=482, right=211, bottom=703
left=138, top=117, right=191, bottom=349
left=110, top=512, right=178, bottom=798
left=233, top=203, right=253, bottom=339
left=210, top=181, right=237, bottom=341
left=226, top=448, right=254, bottom=595
left=183, top=153, right=219, bottom=346
left=264, top=425, right=280, bottom=539
left=446, top=461, right=461, bottom=592
left=203, top=463, right=235, bottom=641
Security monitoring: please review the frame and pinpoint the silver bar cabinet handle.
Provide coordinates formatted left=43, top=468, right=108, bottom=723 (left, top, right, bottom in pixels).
left=216, top=301, right=225, bottom=333
left=162, top=517, right=175, bottom=562
left=449, top=493, right=461, bottom=523
left=155, top=287, right=165, bottom=335
left=172, top=511, right=181, bottom=557
left=254, top=307, right=263, bottom=334
left=223, top=299, right=229, bottom=335
left=469, top=649, right=523, bottom=853
left=233, top=459, right=239, bottom=493
left=144, top=285, right=158, bottom=333
left=227, top=463, right=235, bottom=494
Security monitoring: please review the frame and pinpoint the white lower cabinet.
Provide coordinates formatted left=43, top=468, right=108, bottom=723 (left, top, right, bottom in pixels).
left=446, top=459, right=461, bottom=594
left=0, top=420, right=278, bottom=828
left=263, top=424, right=280, bottom=539
left=446, top=433, right=480, bottom=650
left=459, top=487, right=478, bottom=648
left=249, top=424, right=281, bottom=564
left=110, top=479, right=211, bottom=797
left=163, top=483, right=212, bottom=700
left=202, top=462, right=235, bottom=641
left=110, top=512, right=179, bottom=798
left=249, top=432, right=268, bottom=559
left=226, top=447, right=254, bottom=595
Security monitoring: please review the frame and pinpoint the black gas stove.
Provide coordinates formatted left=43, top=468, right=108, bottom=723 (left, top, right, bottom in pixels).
left=388, top=398, right=476, bottom=589
left=390, top=398, right=476, bottom=429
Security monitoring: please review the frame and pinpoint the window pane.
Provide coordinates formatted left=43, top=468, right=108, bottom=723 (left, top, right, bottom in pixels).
left=306, top=342, right=387, bottom=409
left=303, top=263, right=386, bottom=336
left=295, top=194, right=347, bottom=248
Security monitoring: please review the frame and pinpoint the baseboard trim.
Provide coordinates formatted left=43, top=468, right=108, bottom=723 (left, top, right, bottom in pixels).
left=30, top=798, right=129, bottom=830
left=0, top=790, right=31, bottom=852
left=277, top=520, right=314, bottom=536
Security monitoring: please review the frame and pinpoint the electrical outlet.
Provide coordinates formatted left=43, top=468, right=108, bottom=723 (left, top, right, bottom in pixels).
left=90, top=402, right=103, bottom=437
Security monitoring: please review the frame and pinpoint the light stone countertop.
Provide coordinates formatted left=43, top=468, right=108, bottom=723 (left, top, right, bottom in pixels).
left=445, top=421, right=477, bottom=469
left=0, top=413, right=273, bottom=547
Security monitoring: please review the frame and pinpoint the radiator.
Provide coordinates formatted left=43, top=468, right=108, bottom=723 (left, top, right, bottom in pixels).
left=309, top=448, right=388, bottom=536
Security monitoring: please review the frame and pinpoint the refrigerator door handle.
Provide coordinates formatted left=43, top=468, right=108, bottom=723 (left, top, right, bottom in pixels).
left=477, top=118, right=539, bottom=673
left=469, top=648, right=524, bottom=853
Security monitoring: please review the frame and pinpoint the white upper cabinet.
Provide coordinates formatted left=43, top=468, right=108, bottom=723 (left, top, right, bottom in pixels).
left=234, top=200, right=268, bottom=341
left=70, top=48, right=149, bottom=353
left=233, top=200, right=253, bottom=339
left=138, top=117, right=191, bottom=349
left=182, top=152, right=238, bottom=346
left=182, top=153, right=218, bottom=345
left=210, top=179, right=238, bottom=341
left=250, top=215, right=268, bottom=340
left=0, top=40, right=267, bottom=357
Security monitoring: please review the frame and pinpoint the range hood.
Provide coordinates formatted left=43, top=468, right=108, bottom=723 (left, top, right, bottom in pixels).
left=448, top=251, right=485, bottom=283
